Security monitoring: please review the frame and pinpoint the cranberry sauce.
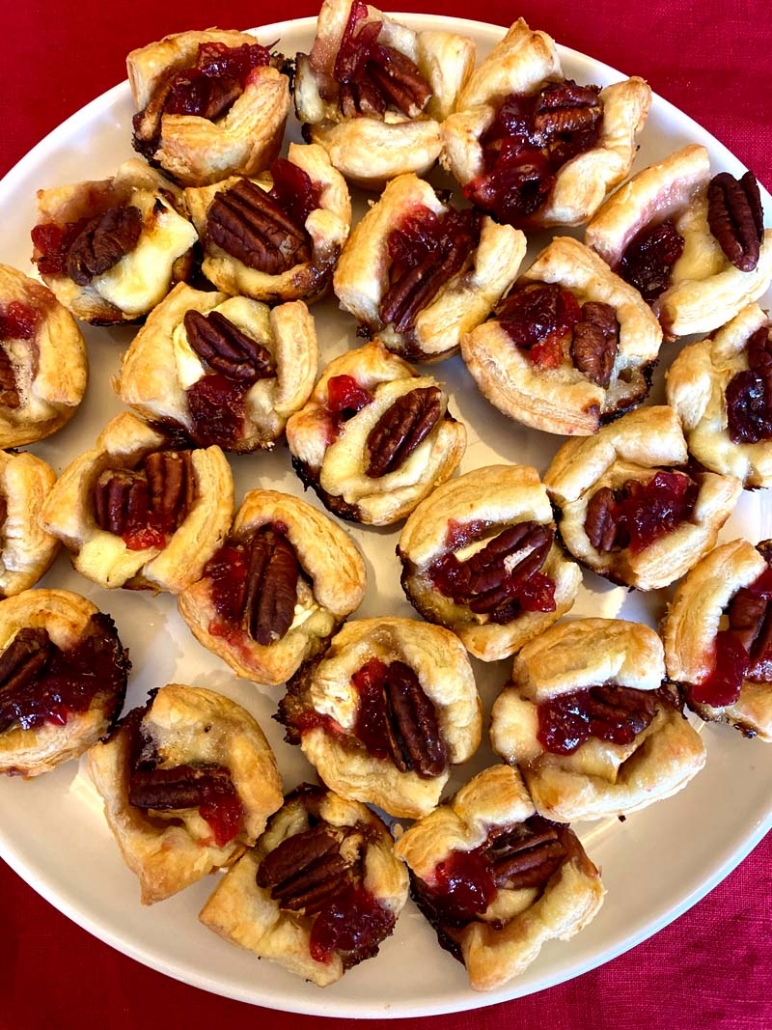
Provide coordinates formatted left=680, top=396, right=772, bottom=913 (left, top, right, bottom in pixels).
left=589, top=470, right=699, bottom=555
left=268, top=157, right=322, bottom=233
left=326, top=374, right=375, bottom=433
left=725, top=325, right=772, bottom=444
left=536, top=684, right=659, bottom=755
left=496, top=282, right=582, bottom=368
left=617, top=219, right=685, bottom=301
left=31, top=217, right=92, bottom=277
left=309, top=884, right=395, bottom=966
left=157, top=42, right=272, bottom=122
left=0, top=301, right=41, bottom=341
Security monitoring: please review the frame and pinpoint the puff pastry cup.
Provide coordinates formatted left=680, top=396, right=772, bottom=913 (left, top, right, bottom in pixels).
left=461, top=237, right=663, bottom=436
left=398, top=464, right=582, bottom=662
left=293, top=0, right=476, bottom=189
left=87, top=683, right=283, bottom=904
left=0, top=589, right=129, bottom=778
left=584, top=144, right=772, bottom=338
left=663, top=538, right=772, bottom=741
left=117, top=283, right=318, bottom=452
left=489, top=619, right=707, bottom=822
left=286, top=339, right=466, bottom=526
left=666, top=304, right=772, bottom=488
left=441, top=18, right=651, bottom=230
left=393, top=764, right=605, bottom=991
left=183, top=143, right=352, bottom=305
left=0, top=264, right=88, bottom=446
left=544, top=405, right=743, bottom=590
left=0, top=450, right=59, bottom=597
left=128, top=28, right=291, bottom=187
left=31, top=159, right=198, bottom=325
left=38, top=412, right=234, bottom=593
left=177, top=489, right=366, bottom=687
left=332, top=173, right=526, bottom=362
left=199, top=782, right=408, bottom=986
left=277, top=617, right=482, bottom=819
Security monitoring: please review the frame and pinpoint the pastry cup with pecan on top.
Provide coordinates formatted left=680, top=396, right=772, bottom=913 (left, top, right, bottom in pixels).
left=38, top=412, right=234, bottom=593
left=394, top=765, right=605, bottom=992
left=200, top=783, right=408, bottom=986
left=88, top=683, right=283, bottom=904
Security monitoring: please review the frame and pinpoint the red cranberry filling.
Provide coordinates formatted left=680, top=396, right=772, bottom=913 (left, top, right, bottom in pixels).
left=0, top=301, right=41, bottom=341
left=309, top=884, right=395, bottom=964
left=162, top=42, right=272, bottom=120
left=725, top=326, right=772, bottom=444
left=326, top=374, right=375, bottom=427
left=186, top=373, right=248, bottom=449
left=586, top=470, right=699, bottom=555
left=496, top=282, right=582, bottom=369
left=537, top=684, right=660, bottom=755
left=617, top=219, right=685, bottom=302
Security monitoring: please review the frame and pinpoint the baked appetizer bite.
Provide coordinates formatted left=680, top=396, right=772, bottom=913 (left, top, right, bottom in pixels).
left=278, top=617, right=482, bottom=819
left=286, top=340, right=466, bottom=525
left=441, top=18, right=651, bottom=230
left=0, top=450, right=59, bottom=597
left=0, top=264, right=88, bottom=446
left=663, top=538, right=772, bottom=741
left=129, top=28, right=290, bottom=187
left=293, top=0, right=475, bottom=189
left=544, top=405, right=742, bottom=590
left=118, top=283, right=317, bottom=452
left=177, top=489, right=366, bottom=688
left=200, top=782, right=408, bottom=986
left=398, top=464, right=581, bottom=662
left=666, top=304, right=772, bottom=488
left=393, top=765, right=605, bottom=991
left=333, top=173, right=526, bottom=362
left=184, top=143, right=351, bottom=305
left=490, top=619, right=707, bottom=821
left=585, top=145, right=772, bottom=338
left=31, top=159, right=197, bottom=325
left=38, top=413, right=233, bottom=593
left=0, top=589, right=129, bottom=777
left=461, top=237, right=663, bottom=435
left=88, top=683, right=283, bottom=904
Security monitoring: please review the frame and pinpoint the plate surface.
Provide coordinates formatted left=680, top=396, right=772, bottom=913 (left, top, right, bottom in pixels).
left=0, top=14, right=771, bottom=1018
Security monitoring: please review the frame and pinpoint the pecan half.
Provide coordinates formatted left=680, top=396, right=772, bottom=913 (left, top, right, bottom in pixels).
left=66, top=204, right=143, bottom=285
left=240, top=527, right=300, bottom=646
left=366, top=386, right=441, bottom=478
left=184, top=309, right=275, bottom=382
left=707, top=171, right=764, bottom=272
left=584, top=486, right=621, bottom=552
left=0, top=628, right=53, bottom=701
left=485, top=818, right=567, bottom=891
left=256, top=822, right=362, bottom=914
left=92, top=450, right=195, bottom=538
left=570, top=301, right=619, bottom=388
left=583, top=683, right=658, bottom=738
left=128, top=761, right=235, bottom=810
left=533, top=81, right=603, bottom=143
left=727, top=583, right=772, bottom=682
left=0, top=347, right=20, bottom=409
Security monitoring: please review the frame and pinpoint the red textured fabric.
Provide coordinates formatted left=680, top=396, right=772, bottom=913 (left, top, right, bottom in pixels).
left=1, top=2, right=771, bottom=1028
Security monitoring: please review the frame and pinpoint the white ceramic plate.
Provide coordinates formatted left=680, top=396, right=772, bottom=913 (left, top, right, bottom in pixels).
left=1, top=14, right=771, bottom=1019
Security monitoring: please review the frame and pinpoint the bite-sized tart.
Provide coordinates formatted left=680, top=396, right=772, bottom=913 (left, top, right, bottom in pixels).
left=117, top=283, right=318, bottom=452
left=544, top=405, right=742, bottom=590
left=333, top=173, right=526, bottom=362
left=666, top=304, right=772, bottom=487
left=393, top=765, right=605, bottom=991
left=0, top=450, right=59, bottom=597
left=441, top=18, right=651, bottom=230
left=38, top=412, right=233, bottom=593
left=183, top=143, right=351, bottom=305
left=0, top=264, right=88, bottom=447
left=277, top=617, right=482, bottom=819
left=31, top=159, right=197, bottom=325
left=584, top=145, right=772, bottom=338
left=87, top=683, right=283, bottom=904
left=199, top=782, right=408, bottom=986
left=0, top=589, right=129, bottom=777
left=293, top=0, right=476, bottom=189
left=177, top=489, right=366, bottom=688
left=128, top=28, right=291, bottom=187
left=398, top=464, right=582, bottom=662
left=461, top=237, right=663, bottom=435
left=286, top=340, right=466, bottom=525
left=489, top=619, right=707, bottom=821
left=663, top=538, right=772, bottom=741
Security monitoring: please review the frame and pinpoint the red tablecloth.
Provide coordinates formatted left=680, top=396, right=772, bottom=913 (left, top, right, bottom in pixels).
left=1, top=2, right=771, bottom=1028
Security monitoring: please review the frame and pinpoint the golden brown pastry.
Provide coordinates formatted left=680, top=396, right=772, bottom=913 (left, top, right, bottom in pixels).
left=333, top=173, right=525, bottom=362
left=441, top=18, right=651, bottom=229
left=117, top=283, right=318, bottom=452
left=461, top=237, right=663, bottom=435
left=663, top=538, right=772, bottom=741
left=584, top=145, right=772, bottom=338
left=183, top=142, right=351, bottom=304
left=177, top=489, right=367, bottom=687
left=286, top=339, right=466, bottom=525
left=666, top=304, right=772, bottom=487
left=0, top=589, right=129, bottom=777
left=199, top=782, right=408, bottom=986
left=31, top=159, right=198, bottom=324
left=393, top=765, right=605, bottom=991
left=489, top=619, right=707, bottom=821
left=544, top=405, right=743, bottom=590
left=128, top=28, right=290, bottom=187
left=0, top=450, right=59, bottom=597
left=38, top=412, right=233, bottom=593
left=87, top=683, right=283, bottom=904
left=293, top=0, right=476, bottom=189
left=398, top=464, right=582, bottom=662
left=0, top=264, right=87, bottom=446
left=278, top=617, right=482, bottom=819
